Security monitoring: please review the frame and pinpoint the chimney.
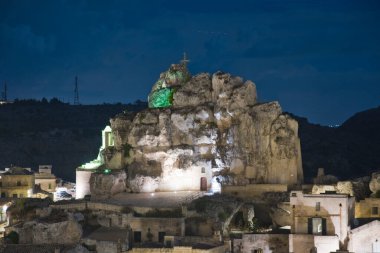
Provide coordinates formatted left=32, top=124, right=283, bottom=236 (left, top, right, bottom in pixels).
left=317, top=168, right=325, bottom=177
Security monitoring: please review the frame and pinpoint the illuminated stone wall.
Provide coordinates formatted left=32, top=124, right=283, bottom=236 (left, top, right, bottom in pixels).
left=355, top=198, right=380, bottom=218
left=76, top=169, right=94, bottom=199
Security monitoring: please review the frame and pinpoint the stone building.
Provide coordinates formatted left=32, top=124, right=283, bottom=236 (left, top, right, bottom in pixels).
left=0, top=167, right=34, bottom=198
left=355, top=197, right=380, bottom=218
left=233, top=234, right=289, bottom=253
left=127, top=217, right=185, bottom=245
left=34, top=165, right=57, bottom=192
left=95, top=212, right=185, bottom=245
left=76, top=125, right=115, bottom=199
left=82, top=226, right=130, bottom=252
left=289, top=191, right=355, bottom=252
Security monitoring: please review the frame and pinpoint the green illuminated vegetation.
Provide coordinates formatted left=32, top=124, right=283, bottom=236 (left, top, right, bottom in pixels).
left=94, top=167, right=112, bottom=175
left=148, top=87, right=175, bottom=108
left=148, top=57, right=191, bottom=109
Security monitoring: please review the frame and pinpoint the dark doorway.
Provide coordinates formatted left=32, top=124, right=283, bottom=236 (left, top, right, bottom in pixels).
left=233, top=211, right=245, bottom=228
left=200, top=177, right=207, bottom=191
left=158, top=232, right=166, bottom=243
left=133, top=231, right=141, bottom=243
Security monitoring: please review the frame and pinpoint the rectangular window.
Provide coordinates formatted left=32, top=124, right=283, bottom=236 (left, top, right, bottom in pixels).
left=312, top=217, right=322, bottom=235
left=308, top=217, right=326, bottom=235
left=48, top=183, right=52, bottom=189
left=17, top=181, right=21, bottom=186
left=291, top=192, right=297, bottom=197
left=372, top=206, right=379, bottom=215
left=133, top=231, right=141, bottom=243
left=316, top=202, right=320, bottom=211
left=12, top=194, right=17, bottom=198
left=158, top=232, right=166, bottom=243
left=20, top=194, right=24, bottom=198
left=201, top=167, right=205, bottom=173
left=1, top=192, right=6, bottom=198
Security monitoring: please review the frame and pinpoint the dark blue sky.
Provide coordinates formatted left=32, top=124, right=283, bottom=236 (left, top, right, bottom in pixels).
left=0, top=0, right=379, bottom=125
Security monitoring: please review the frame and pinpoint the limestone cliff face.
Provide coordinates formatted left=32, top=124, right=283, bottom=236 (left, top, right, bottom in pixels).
left=107, top=70, right=303, bottom=192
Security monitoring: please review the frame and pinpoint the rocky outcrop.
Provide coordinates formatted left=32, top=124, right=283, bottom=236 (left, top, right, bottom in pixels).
left=369, top=171, right=380, bottom=195
left=312, top=177, right=370, bottom=200
left=270, top=202, right=292, bottom=228
left=100, top=62, right=303, bottom=192
left=352, top=176, right=371, bottom=200
left=89, top=170, right=127, bottom=199
left=14, top=217, right=82, bottom=244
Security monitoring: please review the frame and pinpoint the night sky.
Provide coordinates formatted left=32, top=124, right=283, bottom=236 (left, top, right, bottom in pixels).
left=1, top=0, right=379, bottom=125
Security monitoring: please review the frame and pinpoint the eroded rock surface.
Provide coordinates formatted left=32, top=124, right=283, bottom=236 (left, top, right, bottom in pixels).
left=101, top=63, right=303, bottom=192
left=14, top=216, right=82, bottom=244
left=90, top=170, right=127, bottom=199
left=369, top=171, right=380, bottom=195
left=312, top=177, right=370, bottom=200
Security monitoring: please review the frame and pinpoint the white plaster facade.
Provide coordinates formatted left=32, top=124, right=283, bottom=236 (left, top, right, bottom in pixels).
left=76, top=169, right=94, bottom=199
left=289, top=234, right=339, bottom=253
left=76, top=126, right=112, bottom=199
left=290, top=191, right=355, bottom=250
left=348, top=220, right=380, bottom=253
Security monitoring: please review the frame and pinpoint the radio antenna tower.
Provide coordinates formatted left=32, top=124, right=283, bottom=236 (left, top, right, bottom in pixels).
left=3, top=81, right=8, bottom=101
left=74, top=76, right=80, bottom=105
left=1, top=81, right=7, bottom=101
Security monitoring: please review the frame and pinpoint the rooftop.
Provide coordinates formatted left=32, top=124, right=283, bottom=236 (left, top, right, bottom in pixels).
left=1, top=167, right=33, bottom=176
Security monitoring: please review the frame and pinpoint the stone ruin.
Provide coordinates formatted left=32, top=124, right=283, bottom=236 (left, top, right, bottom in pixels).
left=78, top=58, right=303, bottom=196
